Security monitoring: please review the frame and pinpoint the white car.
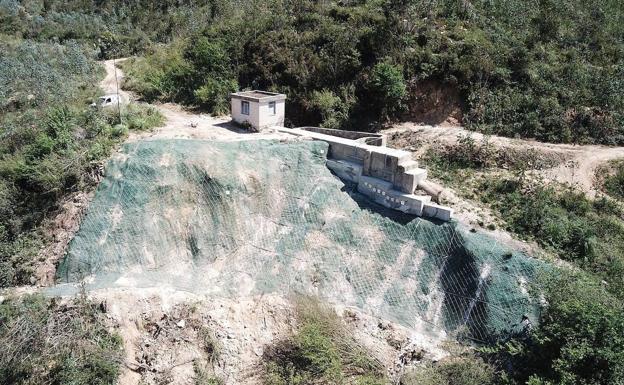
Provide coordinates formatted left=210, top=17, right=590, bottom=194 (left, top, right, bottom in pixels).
left=91, top=94, right=119, bottom=108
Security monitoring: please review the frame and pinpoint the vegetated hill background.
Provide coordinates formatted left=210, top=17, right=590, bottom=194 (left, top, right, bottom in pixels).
left=113, top=0, right=623, bottom=144
left=3, top=0, right=623, bottom=143
left=2, top=1, right=624, bottom=385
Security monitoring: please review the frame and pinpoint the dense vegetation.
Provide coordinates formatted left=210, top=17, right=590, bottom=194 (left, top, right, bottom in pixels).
left=0, top=36, right=163, bottom=287
left=482, top=180, right=624, bottom=297
left=119, top=0, right=623, bottom=144
left=0, top=293, right=123, bottom=385
left=484, top=271, right=624, bottom=385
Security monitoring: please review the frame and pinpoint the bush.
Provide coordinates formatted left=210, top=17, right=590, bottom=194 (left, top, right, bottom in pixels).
left=309, top=88, right=353, bottom=129
left=0, top=294, right=123, bottom=385
left=401, top=355, right=498, bottom=385
left=486, top=271, right=624, bottom=385
left=263, top=297, right=384, bottom=385
left=367, top=61, right=407, bottom=121
left=601, top=160, right=624, bottom=200
left=194, top=77, right=239, bottom=116
left=123, top=104, right=165, bottom=131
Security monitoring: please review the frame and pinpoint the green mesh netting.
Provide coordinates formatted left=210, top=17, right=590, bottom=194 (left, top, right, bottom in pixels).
left=55, top=139, right=545, bottom=342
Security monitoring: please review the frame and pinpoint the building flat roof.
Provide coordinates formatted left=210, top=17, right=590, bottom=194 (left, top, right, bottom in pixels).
left=231, top=90, right=287, bottom=102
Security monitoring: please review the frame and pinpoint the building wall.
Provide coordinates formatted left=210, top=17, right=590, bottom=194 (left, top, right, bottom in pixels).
left=257, top=100, right=285, bottom=128
left=231, top=98, right=260, bottom=129
left=231, top=99, right=284, bottom=130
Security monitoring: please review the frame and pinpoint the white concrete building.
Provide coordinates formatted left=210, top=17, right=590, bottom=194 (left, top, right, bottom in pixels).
left=230, top=91, right=286, bottom=131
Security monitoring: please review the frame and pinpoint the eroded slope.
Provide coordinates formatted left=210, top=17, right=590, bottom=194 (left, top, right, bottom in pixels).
left=56, top=138, right=542, bottom=342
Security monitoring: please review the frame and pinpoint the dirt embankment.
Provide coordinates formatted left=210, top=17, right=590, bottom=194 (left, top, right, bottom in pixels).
left=385, top=123, right=624, bottom=198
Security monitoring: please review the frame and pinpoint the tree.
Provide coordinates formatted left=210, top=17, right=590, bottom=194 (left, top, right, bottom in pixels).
left=367, top=61, right=407, bottom=121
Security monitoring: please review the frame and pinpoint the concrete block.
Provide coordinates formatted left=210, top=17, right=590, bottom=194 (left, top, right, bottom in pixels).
left=395, top=168, right=427, bottom=194
left=406, top=168, right=428, bottom=184
left=422, top=203, right=454, bottom=221
left=357, top=176, right=432, bottom=216
left=398, top=160, right=419, bottom=171
left=326, top=159, right=363, bottom=184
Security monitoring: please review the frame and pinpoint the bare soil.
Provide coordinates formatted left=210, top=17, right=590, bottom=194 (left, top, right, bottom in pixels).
left=404, top=80, right=463, bottom=126
left=385, top=123, right=624, bottom=198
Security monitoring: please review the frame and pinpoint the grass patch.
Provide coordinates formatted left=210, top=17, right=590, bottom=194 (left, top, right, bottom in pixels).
left=0, top=293, right=123, bottom=385
left=262, top=297, right=385, bottom=385
left=401, top=355, right=498, bottom=385
left=123, top=104, right=165, bottom=131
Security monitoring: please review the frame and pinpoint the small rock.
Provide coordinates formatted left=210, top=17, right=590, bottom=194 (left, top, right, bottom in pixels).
left=29, top=276, right=37, bottom=285
left=0, top=295, right=5, bottom=304
left=176, top=319, right=186, bottom=328
left=343, top=309, right=358, bottom=322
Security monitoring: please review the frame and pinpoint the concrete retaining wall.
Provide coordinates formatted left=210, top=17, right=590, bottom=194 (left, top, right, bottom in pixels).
left=276, top=126, right=454, bottom=221
left=357, top=176, right=431, bottom=216
left=299, top=127, right=387, bottom=146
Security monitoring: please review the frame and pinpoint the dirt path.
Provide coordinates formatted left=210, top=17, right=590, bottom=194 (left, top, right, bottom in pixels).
left=385, top=123, right=624, bottom=197
left=101, top=59, right=132, bottom=104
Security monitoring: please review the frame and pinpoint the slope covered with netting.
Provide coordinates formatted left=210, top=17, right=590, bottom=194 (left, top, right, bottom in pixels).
left=56, top=139, right=545, bottom=341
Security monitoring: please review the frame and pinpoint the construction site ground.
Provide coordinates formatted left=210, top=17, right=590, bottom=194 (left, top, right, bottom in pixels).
left=12, top=59, right=624, bottom=385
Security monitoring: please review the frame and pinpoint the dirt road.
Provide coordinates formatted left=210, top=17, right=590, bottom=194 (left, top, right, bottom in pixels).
left=101, top=59, right=131, bottom=104
left=385, top=123, right=624, bottom=197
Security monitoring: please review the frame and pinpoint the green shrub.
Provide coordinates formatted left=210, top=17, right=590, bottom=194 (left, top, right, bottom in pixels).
left=194, top=77, right=239, bottom=116
left=263, top=297, right=384, bottom=385
left=401, top=355, right=498, bottom=385
left=123, top=104, right=164, bottom=131
left=309, top=89, right=353, bottom=129
left=602, top=160, right=624, bottom=200
left=0, top=294, right=123, bottom=385
left=367, top=61, right=407, bottom=121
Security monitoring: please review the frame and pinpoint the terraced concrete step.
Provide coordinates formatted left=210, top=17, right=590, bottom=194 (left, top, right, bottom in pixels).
left=404, top=167, right=428, bottom=185
left=423, top=202, right=454, bottom=221
left=398, top=160, right=419, bottom=171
